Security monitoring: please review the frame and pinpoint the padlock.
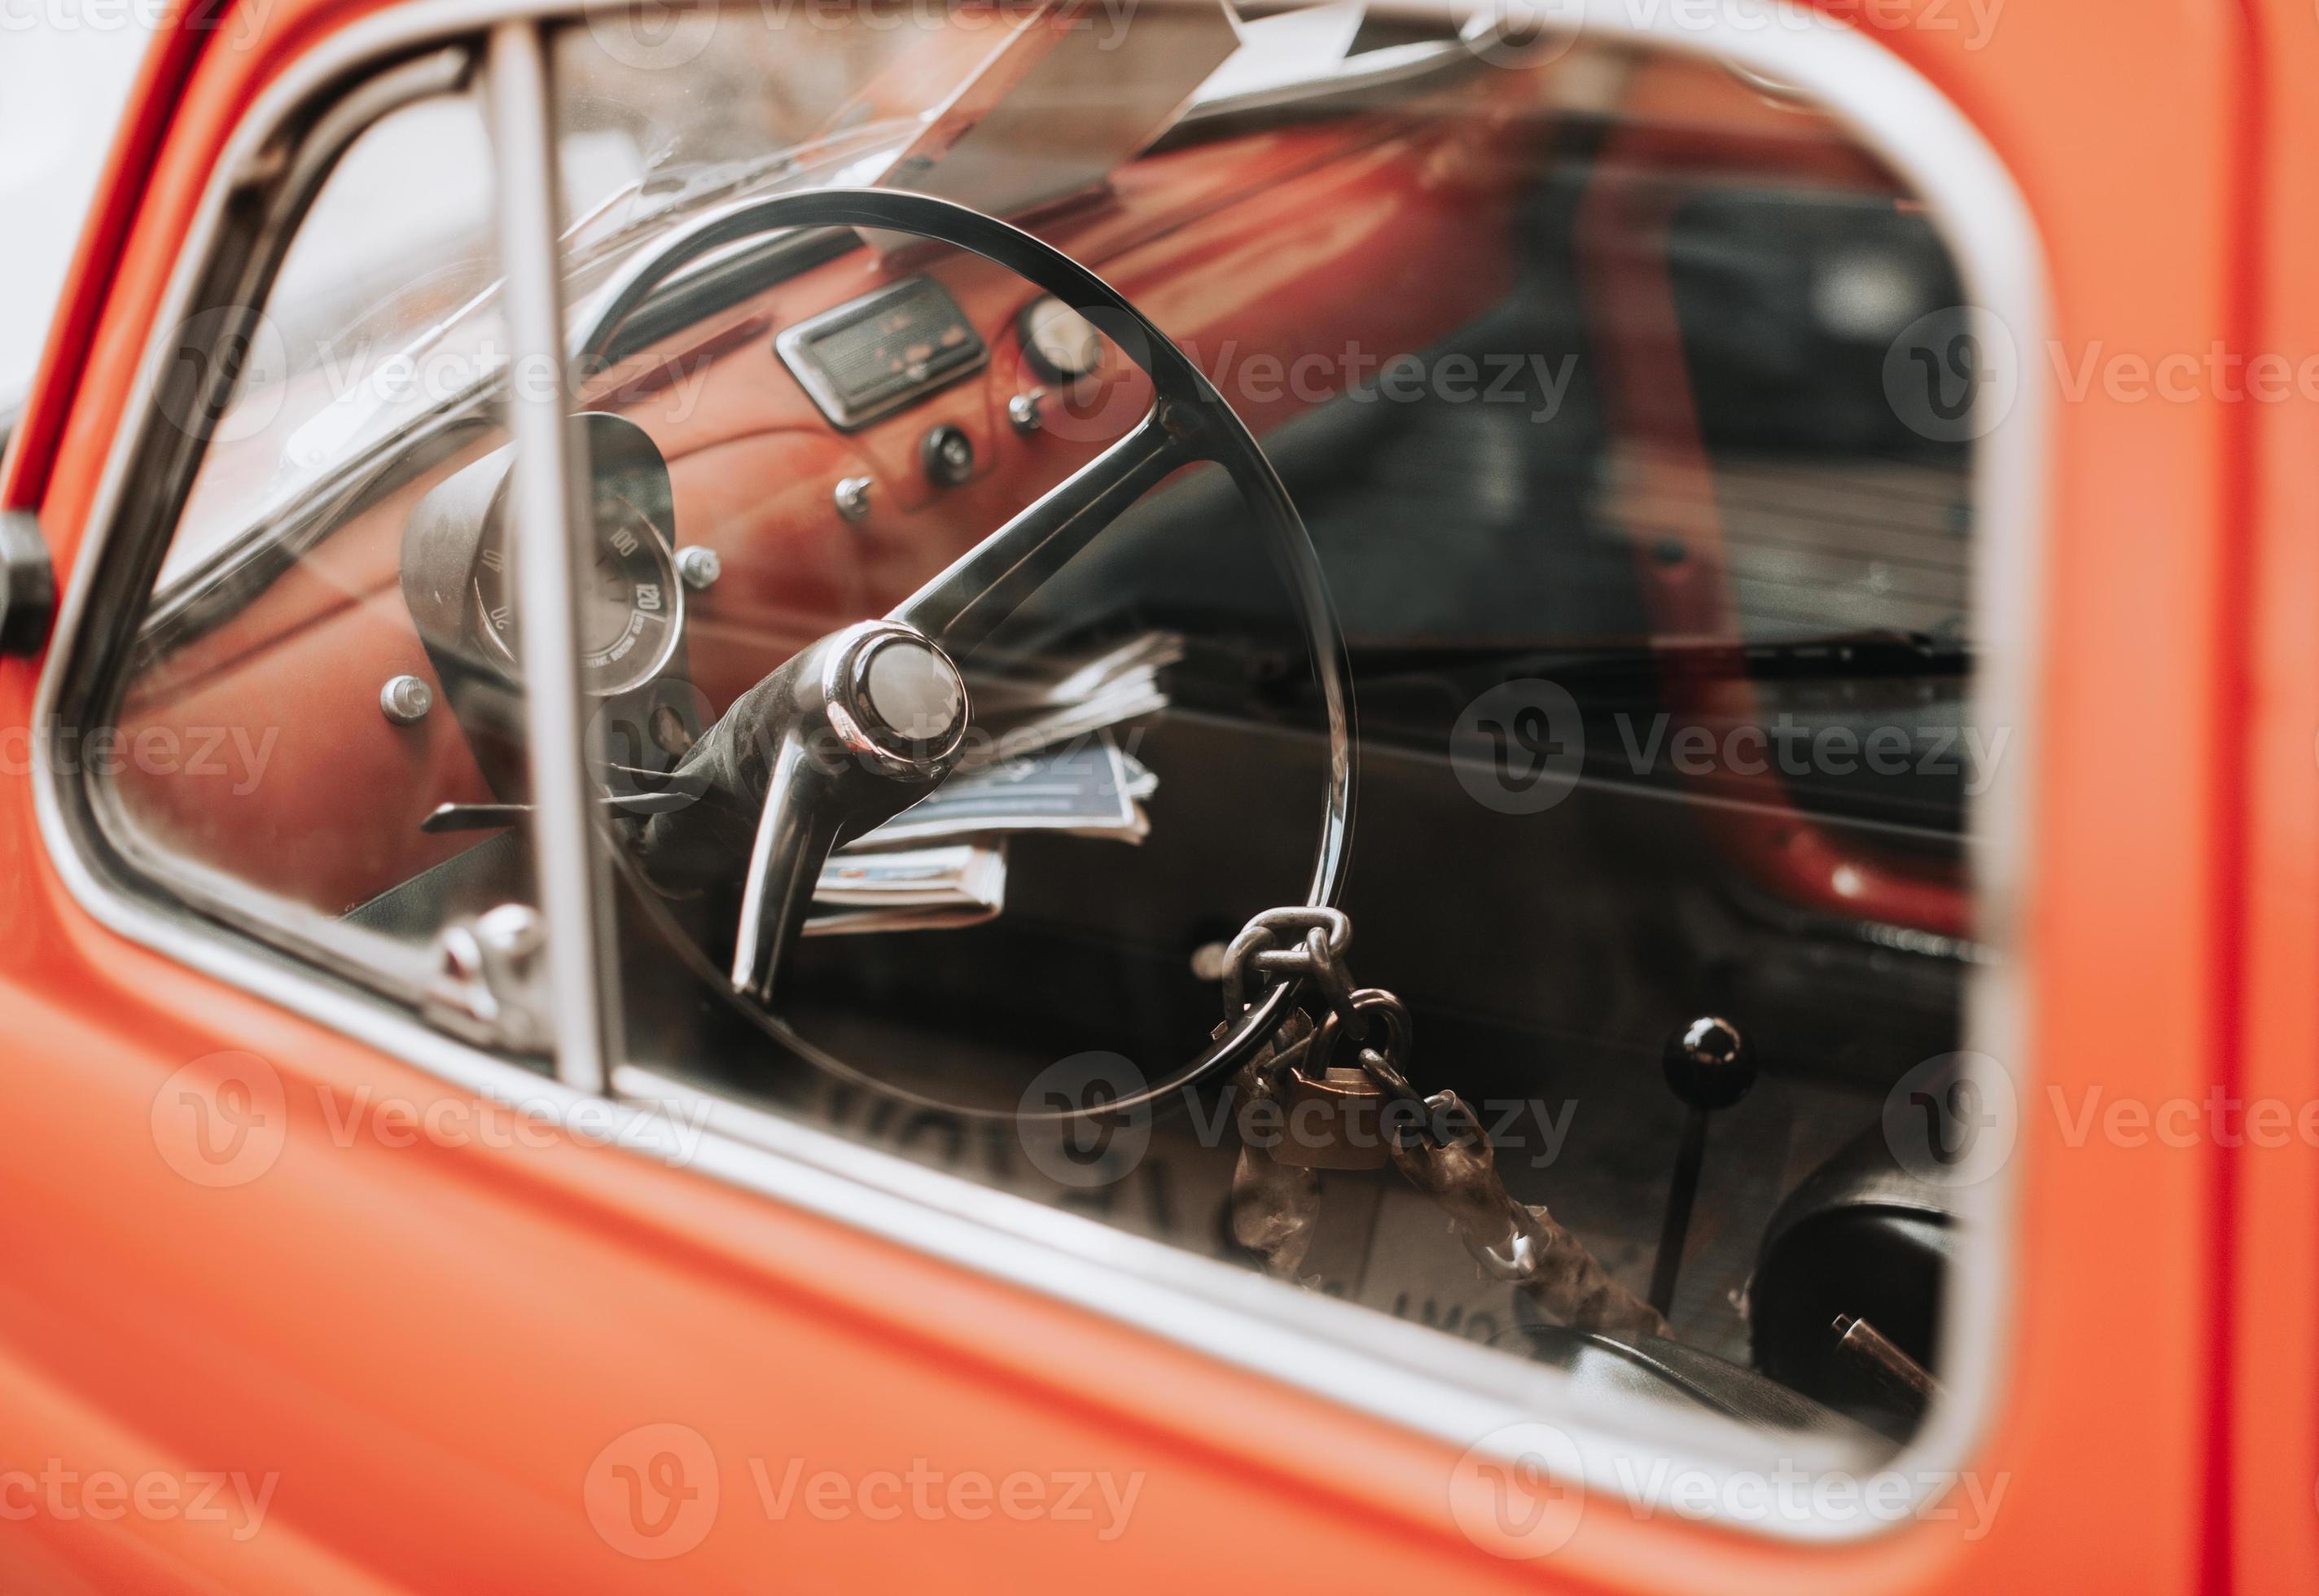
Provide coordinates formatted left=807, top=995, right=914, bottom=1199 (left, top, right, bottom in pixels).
left=1270, top=1061, right=1390, bottom=1170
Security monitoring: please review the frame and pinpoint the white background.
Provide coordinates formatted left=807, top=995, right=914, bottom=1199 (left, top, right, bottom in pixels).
left=0, top=20, right=146, bottom=406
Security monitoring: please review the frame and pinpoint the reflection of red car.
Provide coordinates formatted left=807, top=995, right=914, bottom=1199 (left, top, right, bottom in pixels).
left=0, top=0, right=2312, bottom=1589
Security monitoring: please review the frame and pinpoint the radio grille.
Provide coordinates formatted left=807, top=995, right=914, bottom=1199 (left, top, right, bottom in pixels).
left=777, top=277, right=988, bottom=430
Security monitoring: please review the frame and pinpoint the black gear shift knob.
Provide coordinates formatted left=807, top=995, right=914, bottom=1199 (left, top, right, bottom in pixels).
left=1662, top=1015, right=1756, bottom=1112
left=1649, top=1015, right=1757, bottom=1320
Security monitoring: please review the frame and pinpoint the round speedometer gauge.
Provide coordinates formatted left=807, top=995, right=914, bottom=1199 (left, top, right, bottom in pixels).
left=472, top=489, right=683, bottom=697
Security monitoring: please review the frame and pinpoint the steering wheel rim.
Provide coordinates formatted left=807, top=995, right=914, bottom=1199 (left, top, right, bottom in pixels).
left=576, top=186, right=1356, bottom=1117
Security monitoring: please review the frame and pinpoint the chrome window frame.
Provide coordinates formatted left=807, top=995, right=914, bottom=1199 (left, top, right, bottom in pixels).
left=32, top=0, right=2049, bottom=1542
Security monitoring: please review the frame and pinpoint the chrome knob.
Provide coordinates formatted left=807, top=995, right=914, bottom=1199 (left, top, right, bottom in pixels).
left=379, top=673, right=433, bottom=726
left=834, top=475, right=873, bottom=524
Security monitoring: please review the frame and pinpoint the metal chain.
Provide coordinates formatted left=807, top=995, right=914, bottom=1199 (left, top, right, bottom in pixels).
left=1221, top=909, right=1418, bottom=1108
left=1224, top=1010, right=1321, bottom=1281
left=1220, top=907, right=1668, bottom=1339
left=1221, top=906, right=1352, bottom=1024
left=1221, top=909, right=1358, bottom=1284
left=1392, top=1092, right=1667, bottom=1339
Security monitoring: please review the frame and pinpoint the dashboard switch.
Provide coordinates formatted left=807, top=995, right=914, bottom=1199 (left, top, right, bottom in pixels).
left=834, top=476, right=873, bottom=524
left=920, top=424, right=975, bottom=488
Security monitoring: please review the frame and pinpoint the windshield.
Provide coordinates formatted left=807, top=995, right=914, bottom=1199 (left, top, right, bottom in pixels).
left=164, top=0, right=1481, bottom=590
left=164, top=29, right=937, bottom=583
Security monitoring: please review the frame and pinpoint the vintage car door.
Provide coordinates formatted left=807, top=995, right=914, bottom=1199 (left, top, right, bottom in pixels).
left=0, top=0, right=2280, bottom=1591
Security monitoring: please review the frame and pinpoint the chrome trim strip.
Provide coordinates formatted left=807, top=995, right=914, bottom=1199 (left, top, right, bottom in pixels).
left=28, top=0, right=2049, bottom=1543
left=486, top=22, right=616, bottom=1094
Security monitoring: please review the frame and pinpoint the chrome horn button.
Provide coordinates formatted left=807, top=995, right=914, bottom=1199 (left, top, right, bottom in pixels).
left=860, top=635, right=966, bottom=747
left=821, top=620, right=970, bottom=780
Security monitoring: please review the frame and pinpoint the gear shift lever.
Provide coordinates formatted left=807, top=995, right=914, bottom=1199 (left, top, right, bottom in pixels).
left=1647, top=1015, right=1757, bottom=1321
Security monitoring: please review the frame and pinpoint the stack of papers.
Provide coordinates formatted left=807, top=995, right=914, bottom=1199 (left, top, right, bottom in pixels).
left=805, top=844, right=1009, bottom=937
left=800, top=633, right=1177, bottom=937
left=960, top=631, right=1181, bottom=770
left=857, top=741, right=1156, bottom=847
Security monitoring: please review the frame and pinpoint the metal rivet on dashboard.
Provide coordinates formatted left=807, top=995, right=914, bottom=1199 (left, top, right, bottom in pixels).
left=676, top=545, right=722, bottom=591
left=1007, top=389, right=1046, bottom=435
left=379, top=674, right=433, bottom=726
left=834, top=476, right=874, bottom=524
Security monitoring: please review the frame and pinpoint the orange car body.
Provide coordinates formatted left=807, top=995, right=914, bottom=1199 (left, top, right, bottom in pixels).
left=0, top=0, right=2313, bottom=1590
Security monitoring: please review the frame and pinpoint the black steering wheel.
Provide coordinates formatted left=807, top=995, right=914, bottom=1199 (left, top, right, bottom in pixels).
left=576, top=187, right=1355, bottom=1112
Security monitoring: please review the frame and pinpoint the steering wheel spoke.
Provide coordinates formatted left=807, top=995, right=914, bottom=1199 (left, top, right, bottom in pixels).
left=729, top=729, right=842, bottom=1002
left=718, top=621, right=971, bottom=1003
left=889, top=404, right=1195, bottom=657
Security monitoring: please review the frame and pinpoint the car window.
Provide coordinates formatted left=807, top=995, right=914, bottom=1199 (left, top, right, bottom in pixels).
left=100, top=81, right=550, bottom=1047
left=546, top=2, right=1996, bottom=1470
left=163, top=94, right=504, bottom=585
left=81, top=0, right=2021, bottom=1510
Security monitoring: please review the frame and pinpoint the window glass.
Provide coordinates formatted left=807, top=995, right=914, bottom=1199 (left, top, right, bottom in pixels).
left=94, top=0, right=2010, bottom=1481
left=167, top=94, right=503, bottom=583
left=106, top=85, right=546, bottom=1045
left=541, top=0, right=1993, bottom=1466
